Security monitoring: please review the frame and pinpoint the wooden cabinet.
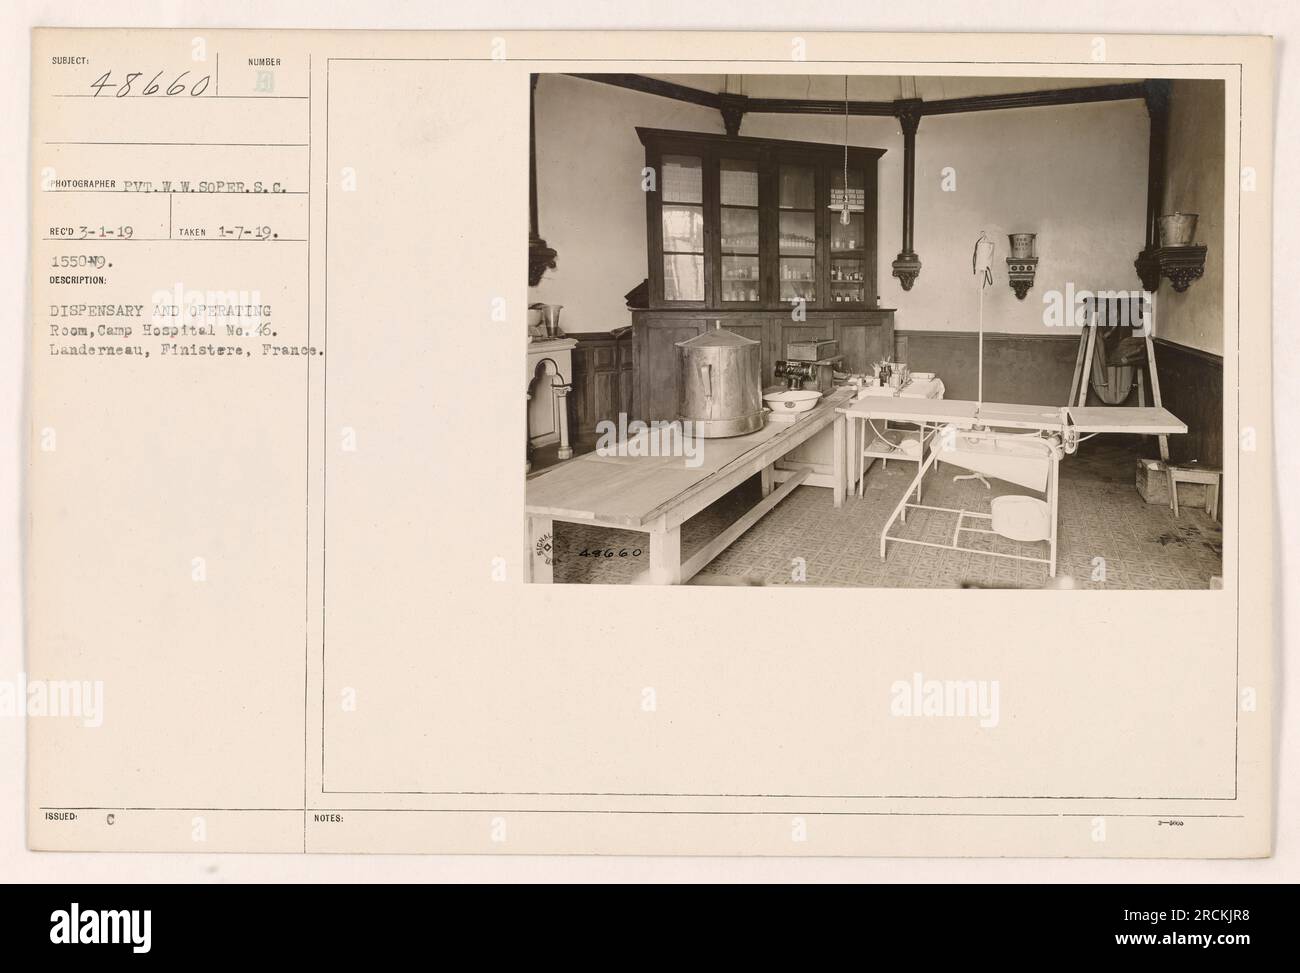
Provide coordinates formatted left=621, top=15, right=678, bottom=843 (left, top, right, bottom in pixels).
left=629, top=317, right=706, bottom=424
left=570, top=331, right=634, bottom=445
left=631, top=129, right=892, bottom=425
left=638, top=128, right=885, bottom=311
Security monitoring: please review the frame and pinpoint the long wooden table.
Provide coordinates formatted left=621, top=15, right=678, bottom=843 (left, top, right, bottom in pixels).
left=526, top=388, right=853, bottom=584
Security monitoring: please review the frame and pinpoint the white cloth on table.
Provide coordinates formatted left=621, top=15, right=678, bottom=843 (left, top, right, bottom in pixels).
left=855, top=377, right=946, bottom=401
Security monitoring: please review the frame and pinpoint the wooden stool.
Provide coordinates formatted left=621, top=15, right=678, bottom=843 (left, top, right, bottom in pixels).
left=1167, top=464, right=1221, bottom=520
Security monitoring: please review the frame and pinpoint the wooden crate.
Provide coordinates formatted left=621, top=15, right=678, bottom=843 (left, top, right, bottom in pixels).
left=1136, top=457, right=1208, bottom=506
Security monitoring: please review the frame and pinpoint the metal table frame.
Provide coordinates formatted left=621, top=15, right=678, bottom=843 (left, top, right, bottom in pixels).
left=839, top=398, right=1189, bottom=580
left=879, top=430, right=1061, bottom=575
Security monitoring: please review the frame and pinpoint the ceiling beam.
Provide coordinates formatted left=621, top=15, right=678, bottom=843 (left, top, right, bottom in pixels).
left=565, top=73, right=721, bottom=110
left=919, top=82, right=1148, bottom=116
left=562, top=74, right=1148, bottom=127
left=740, top=97, right=899, bottom=117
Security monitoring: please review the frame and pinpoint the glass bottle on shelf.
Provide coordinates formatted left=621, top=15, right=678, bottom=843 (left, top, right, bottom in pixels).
left=719, top=158, right=760, bottom=303
left=778, top=164, right=817, bottom=304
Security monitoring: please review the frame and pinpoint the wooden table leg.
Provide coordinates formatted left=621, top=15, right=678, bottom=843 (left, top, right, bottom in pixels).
left=526, top=514, right=554, bottom=583
left=760, top=463, right=774, bottom=498
left=832, top=414, right=845, bottom=508
left=915, top=423, right=926, bottom=504
left=857, top=416, right=866, bottom=498
left=648, top=522, right=683, bottom=585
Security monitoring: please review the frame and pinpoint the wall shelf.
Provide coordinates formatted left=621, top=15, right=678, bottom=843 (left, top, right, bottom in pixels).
left=1135, top=245, right=1207, bottom=293
left=1006, top=256, right=1039, bottom=300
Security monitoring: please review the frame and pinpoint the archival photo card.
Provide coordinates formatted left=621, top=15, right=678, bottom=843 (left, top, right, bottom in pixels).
left=25, top=28, right=1273, bottom=857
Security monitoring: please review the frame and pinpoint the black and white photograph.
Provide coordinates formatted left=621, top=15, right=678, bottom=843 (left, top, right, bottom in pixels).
left=4, top=0, right=1291, bottom=913
left=526, top=72, right=1225, bottom=589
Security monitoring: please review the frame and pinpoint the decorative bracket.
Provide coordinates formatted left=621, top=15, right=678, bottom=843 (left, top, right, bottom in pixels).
left=1134, top=245, right=1206, bottom=293
left=719, top=94, right=747, bottom=137
left=529, top=234, right=558, bottom=287
left=1006, top=257, right=1039, bottom=300
left=1134, top=248, right=1160, bottom=292
left=891, top=252, right=923, bottom=291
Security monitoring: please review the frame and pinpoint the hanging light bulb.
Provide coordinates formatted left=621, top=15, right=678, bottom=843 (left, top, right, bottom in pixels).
left=840, top=75, right=852, bottom=225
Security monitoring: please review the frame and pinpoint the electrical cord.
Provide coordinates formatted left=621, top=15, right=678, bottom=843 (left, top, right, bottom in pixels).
left=867, top=417, right=903, bottom=451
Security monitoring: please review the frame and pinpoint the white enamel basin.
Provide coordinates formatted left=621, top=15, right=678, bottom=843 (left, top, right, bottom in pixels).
left=763, top=389, right=823, bottom=413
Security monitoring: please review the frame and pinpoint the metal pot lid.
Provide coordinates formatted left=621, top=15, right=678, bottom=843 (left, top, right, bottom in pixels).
left=675, top=328, right=758, bottom=349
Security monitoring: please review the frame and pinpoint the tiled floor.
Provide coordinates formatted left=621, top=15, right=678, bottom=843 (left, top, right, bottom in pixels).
left=550, top=437, right=1223, bottom=589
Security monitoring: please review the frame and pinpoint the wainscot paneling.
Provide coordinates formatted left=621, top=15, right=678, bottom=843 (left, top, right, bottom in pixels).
left=569, top=330, right=635, bottom=446
left=1151, top=338, right=1224, bottom=468
left=893, top=330, right=1082, bottom=406
left=894, top=330, right=1223, bottom=469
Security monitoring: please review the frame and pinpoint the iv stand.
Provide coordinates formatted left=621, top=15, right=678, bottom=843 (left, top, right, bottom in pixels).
left=954, top=231, right=996, bottom=489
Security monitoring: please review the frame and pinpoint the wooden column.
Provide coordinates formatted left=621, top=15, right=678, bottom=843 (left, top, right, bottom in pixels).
left=524, top=390, right=533, bottom=473
left=529, top=74, right=557, bottom=286
left=1133, top=80, right=1173, bottom=464
left=1134, top=80, right=1171, bottom=291
left=553, top=383, right=573, bottom=460
left=890, top=99, right=923, bottom=291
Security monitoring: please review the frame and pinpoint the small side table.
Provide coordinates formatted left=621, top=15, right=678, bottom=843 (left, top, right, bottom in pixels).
left=852, top=376, right=946, bottom=497
left=1167, top=464, right=1221, bottom=520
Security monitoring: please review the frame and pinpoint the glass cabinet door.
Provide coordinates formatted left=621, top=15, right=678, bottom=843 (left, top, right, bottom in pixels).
left=660, top=154, right=704, bottom=302
left=718, top=158, right=760, bottom=304
left=642, top=136, right=876, bottom=310
left=778, top=164, right=817, bottom=304
left=829, top=166, right=867, bottom=304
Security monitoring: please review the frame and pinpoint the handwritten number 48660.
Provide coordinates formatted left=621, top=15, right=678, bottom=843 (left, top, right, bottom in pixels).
left=90, top=71, right=211, bottom=98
